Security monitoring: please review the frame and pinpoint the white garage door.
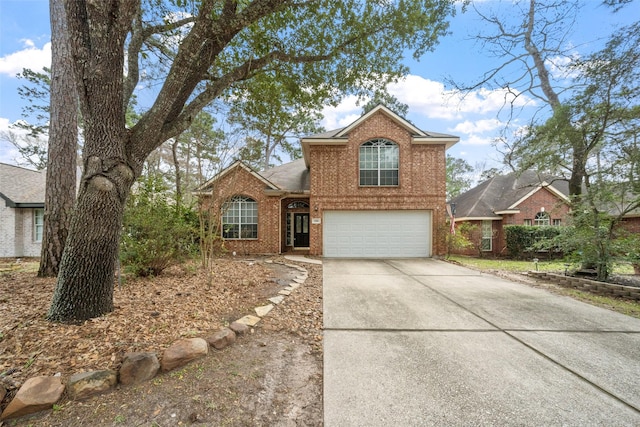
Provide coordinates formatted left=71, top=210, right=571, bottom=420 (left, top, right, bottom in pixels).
left=323, top=210, right=431, bottom=258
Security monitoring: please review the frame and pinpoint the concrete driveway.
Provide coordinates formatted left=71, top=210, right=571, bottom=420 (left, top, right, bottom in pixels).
left=323, top=259, right=640, bottom=426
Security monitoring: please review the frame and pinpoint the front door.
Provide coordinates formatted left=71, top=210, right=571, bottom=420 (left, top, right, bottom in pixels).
left=294, top=213, right=310, bottom=248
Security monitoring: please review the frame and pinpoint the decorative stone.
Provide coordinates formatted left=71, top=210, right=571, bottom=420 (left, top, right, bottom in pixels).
left=0, top=376, right=64, bottom=420
left=278, top=289, right=291, bottom=296
left=293, top=278, right=305, bottom=284
left=296, top=274, right=308, bottom=281
left=67, top=370, right=117, bottom=400
left=119, top=352, right=160, bottom=386
left=161, top=338, right=208, bottom=372
left=255, top=304, right=274, bottom=317
left=268, top=295, right=285, bottom=305
left=205, top=328, right=237, bottom=350
left=235, top=315, right=261, bottom=326
left=288, top=282, right=300, bottom=290
left=229, top=321, right=249, bottom=335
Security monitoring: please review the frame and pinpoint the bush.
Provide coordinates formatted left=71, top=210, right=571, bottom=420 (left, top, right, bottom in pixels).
left=120, top=176, right=198, bottom=277
left=504, top=225, right=562, bottom=260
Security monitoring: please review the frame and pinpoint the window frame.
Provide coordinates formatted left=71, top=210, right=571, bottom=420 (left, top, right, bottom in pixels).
left=221, top=195, right=258, bottom=240
left=481, top=220, right=493, bottom=252
left=359, top=138, right=399, bottom=187
left=533, top=211, right=550, bottom=226
left=33, top=208, right=44, bottom=242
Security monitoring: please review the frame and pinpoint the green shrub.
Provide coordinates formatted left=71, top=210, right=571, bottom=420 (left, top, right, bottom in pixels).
left=504, top=225, right=562, bottom=259
left=120, top=175, right=198, bottom=277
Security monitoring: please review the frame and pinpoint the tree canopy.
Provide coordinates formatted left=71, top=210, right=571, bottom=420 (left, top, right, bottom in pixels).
left=47, top=0, right=457, bottom=322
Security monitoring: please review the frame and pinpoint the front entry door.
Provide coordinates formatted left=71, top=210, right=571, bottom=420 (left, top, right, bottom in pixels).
left=294, top=213, right=310, bottom=247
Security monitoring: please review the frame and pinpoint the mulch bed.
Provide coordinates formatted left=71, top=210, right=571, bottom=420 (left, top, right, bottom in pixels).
left=0, top=257, right=302, bottom=411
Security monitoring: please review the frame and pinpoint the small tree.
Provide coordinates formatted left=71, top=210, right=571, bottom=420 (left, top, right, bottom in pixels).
left=120, top=175, right=198, bottom=277
left=443, top=221, right=476, bottom=259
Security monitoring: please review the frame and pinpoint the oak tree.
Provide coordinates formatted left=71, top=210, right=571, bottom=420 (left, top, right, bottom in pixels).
left=48, top=0, right=456, bottom=322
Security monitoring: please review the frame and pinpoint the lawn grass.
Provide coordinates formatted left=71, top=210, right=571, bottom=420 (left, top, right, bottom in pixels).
left=447, top=255, right=634, bottom=275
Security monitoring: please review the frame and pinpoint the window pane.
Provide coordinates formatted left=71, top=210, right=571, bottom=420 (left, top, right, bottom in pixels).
left=359, top=139, right=398, bottom=186
left=34, top=209, right=44, bottom=242
left=221, top=196, right=257, bottom=239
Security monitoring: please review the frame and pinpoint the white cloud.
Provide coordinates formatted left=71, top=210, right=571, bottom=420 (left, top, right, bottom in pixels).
left=320, top=95, right=361, bottom=130
left=451, top=118, right=503, bottom=135
left=0, top=40, right=51, bottom=77
left=545, top=54, right=581, bottom=81
left=0, top=117, right=22, bottom=164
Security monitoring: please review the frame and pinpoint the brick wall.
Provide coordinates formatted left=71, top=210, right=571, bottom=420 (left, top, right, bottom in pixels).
left=0, top=204, right=16, bottom=258
left=201, top=166, right=281, bottom=255
left=308, top=111, right=448, bottom=256
left=504, top=188, right=570, bottom=226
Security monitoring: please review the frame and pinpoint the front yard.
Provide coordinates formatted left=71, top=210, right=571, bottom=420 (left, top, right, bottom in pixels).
left=448, top=255, right=640, bottom=319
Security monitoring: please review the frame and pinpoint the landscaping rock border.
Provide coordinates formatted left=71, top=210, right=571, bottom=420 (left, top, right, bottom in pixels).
left=529, top=271, right=640, bottom=301
left=0, top=259, right=310, bottom=422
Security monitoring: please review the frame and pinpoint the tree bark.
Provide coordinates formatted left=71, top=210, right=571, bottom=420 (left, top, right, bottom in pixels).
left=47, top=157, right=134, bottom=322
left=47, top=0, right=138, bottom=322
left=38, top=0, right=77, bottom=277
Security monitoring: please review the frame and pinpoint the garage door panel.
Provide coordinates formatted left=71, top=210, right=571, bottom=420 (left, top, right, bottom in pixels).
left=323, top=211, right=431, bottom=258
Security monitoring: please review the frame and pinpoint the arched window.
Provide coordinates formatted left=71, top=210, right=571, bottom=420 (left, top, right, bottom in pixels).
left=534, top=211, right=550, bottom=226
left=222, top=195, right=258, bottom=239
left=287, top=201, right=309, bottom=209
left=359, top=138, right=399, bottom=186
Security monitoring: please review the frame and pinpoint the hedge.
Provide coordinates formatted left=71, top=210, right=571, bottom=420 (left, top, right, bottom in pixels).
left=504, top=225, right=562, bottom=259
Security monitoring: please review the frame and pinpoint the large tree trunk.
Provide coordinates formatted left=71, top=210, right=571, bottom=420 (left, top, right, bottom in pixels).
left=47, top=157, right=135, bottom=322
left=47, top=0, right=138, bottom=322
left=38, top=0, right=77, bottom=277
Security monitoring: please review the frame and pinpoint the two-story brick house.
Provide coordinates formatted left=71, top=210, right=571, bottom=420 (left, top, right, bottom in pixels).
left=194, top=105, right=459, bottom=257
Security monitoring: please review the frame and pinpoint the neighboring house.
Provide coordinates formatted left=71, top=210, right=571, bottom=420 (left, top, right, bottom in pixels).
left=195, top=105, right=459, bottom=258
left=449, top=170, right=640, bottom=256
left=0, top=163, right=46, bottom=258
left=449, top=171, right=572, bottom=256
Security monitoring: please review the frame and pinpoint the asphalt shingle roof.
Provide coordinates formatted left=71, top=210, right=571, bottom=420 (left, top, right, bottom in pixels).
left=450, top=170, right=569, bottom=219
left=0, top=163, right=46, bottom=206
left=260, top=158, right=309, bottom=192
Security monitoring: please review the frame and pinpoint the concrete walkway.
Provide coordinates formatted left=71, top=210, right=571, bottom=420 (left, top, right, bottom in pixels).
left=323, top=259, right=640, bottom=426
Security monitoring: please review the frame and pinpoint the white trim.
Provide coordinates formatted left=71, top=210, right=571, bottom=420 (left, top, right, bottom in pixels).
left=494, top=210, right=520, bottom=215
left=455, top=216, right=502, bottom=221
left=336, top=105, right=426, bottom=137
left=508, top=182, right=570, bottom=210
left=194, top=160, right=280, bottom=193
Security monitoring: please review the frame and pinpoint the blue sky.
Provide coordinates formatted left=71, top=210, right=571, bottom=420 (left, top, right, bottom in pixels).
left=0, top=1, right=637, bottom=174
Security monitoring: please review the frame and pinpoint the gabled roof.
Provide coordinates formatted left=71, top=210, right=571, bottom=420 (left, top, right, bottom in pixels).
left=0, top=163, right=46, bottom=208
left=450, top=170, right=570, bottom=221
left=300, top=104, right=459, bottom=167
left=193, top=160, right=279, bottom=194
left=260, top=158, right=309, bottom=193
left=193, top=159, right=310, bottom=195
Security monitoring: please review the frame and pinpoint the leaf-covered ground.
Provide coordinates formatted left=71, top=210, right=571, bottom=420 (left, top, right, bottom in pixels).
left=0, top=257, right=323, bottom=426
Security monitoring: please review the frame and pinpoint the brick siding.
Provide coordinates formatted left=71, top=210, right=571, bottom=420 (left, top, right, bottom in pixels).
left=201, top=166, right=281, bottom=255
left=201, top=110, right=449, bottom=256
left=308, top=111, right=447, bottom=256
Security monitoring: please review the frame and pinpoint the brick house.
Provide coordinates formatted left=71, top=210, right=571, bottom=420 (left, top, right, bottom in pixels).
left=0, top=163, right=46, bottom=258
left=194, top=105, right=459, bottom=257
left=448, top=171, right=640, bottom=256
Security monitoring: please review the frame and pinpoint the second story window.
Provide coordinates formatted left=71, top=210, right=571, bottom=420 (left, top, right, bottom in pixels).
left=359, top=139, right=399, bottom=186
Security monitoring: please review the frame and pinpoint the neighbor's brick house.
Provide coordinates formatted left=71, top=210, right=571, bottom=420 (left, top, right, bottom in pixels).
left=194, top=105, right=459, bottom=257
left=0, top=163, right=46, bottom=258
left=449, top=171, right=639, bottom=256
